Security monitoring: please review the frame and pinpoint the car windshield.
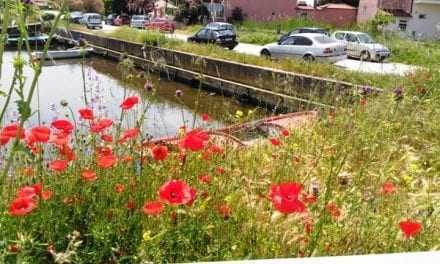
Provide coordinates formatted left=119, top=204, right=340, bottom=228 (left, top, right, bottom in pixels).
left=89, top=15, right=101, bottom=20
left=132, top=16, right=147, bottom=20
left=313, top=35, right=336, bottom=44
left=358, top=34, right=375, bottom=44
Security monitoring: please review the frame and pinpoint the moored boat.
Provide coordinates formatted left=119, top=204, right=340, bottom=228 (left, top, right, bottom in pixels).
left=32, top=47, right=94, bottom=60
left=147, top=111, right=318, bottom=147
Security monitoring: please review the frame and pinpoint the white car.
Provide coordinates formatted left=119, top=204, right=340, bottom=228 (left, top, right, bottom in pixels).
left=130, top=15, right=150, bottom=29
left=332, top=31, right=390, bottom=62
left=260, top=33, right=347, bottom=63
left=80, top=13, right=103, bottom=30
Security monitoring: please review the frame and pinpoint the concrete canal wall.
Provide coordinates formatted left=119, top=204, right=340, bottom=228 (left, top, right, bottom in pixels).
left=58, top=30, right=379, bottom=111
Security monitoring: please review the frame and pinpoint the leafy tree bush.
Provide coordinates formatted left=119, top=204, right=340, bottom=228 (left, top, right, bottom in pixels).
left=227, top=7, right=245, bottom=24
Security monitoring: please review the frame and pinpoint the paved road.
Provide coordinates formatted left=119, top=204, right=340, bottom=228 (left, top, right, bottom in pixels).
left=100, top=24, right=417, bottom=76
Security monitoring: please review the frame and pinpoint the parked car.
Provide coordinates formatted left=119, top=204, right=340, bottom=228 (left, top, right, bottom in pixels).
left=187, top=22, right=238, bottom=50
left=114, top=15, right=131, bottom=26
left=130, top=15, right=150, bottom=29
left=279, top=27, right=329, bottom=43
left=145, top=18, right=176, bottom=33
left=332, top=31, right=390, bottom=62
left=80, top=13, right=103, bottom=29
left=105, top=14, right=117, bottom=25
left=260, top=33, right=347, bottom=63
left=69, top=11, right=83, bottom=24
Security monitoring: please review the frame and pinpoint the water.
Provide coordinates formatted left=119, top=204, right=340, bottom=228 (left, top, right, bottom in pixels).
left=0, top=51, right=266, bottom=138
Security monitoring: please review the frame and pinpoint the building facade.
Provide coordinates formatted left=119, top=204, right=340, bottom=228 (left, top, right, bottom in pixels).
left=358, top=0, right=440, bottom=39
left=223, top=0, right=298, bottom=21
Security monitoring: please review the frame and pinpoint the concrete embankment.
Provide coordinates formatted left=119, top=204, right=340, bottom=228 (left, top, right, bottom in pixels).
left=57, top=29, right=380, bottom=112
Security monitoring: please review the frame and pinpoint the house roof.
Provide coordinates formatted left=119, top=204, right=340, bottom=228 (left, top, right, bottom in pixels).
left=415, top=0, right=440, bottom=4
left=382, top=9, right=412, bottom=17
left=296, top=3, right=357, bottom=11
left=318, top=3, right=357, bottom=10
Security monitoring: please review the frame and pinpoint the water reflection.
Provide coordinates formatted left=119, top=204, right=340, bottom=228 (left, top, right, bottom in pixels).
left=0, top=52, right=266, bottom=137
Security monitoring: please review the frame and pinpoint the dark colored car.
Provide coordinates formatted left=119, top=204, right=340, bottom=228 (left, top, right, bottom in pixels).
left=105, top=14, right=117, bottom=25
left=114, top=15, right=131, bottom=26
left=279, top=27, right=329, bottom=43
left=187, top=22, right=238, bottom=50
left=69, top=11, right=83, bottom=24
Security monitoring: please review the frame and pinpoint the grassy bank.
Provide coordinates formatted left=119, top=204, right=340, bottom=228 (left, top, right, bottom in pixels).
left=101, top=27, right=405, bottom=90
left=1, top=63, right=439, bottom=262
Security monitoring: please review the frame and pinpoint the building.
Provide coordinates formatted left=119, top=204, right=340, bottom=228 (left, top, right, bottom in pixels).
left=358, top=0, right=440, bottom=39
left=296, top=3, right=358, bottom=27
left=223, top=0, right=298, bottom=21
left=33, top=0, right=48, bottom=7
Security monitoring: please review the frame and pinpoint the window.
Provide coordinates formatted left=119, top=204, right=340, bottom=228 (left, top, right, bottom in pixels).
left=399, top=20, right=408, bottom=31
left=419, top=14, right=426, bottom=19
left=334, top=32, right=345, bottom=40
left=197, top=29, right=210, bottom=38
left=294, top=36, right=313, bottom=46
left=345, top=34, right=358, bottom=43
left=281, top=37, right=295, bottom=45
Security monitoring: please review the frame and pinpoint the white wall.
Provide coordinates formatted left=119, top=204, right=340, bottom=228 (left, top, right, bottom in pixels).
left=407, top=3, right=440, bottom=39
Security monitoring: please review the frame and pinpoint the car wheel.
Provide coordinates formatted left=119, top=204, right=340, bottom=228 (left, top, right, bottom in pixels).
left=360, top=51, right=371, bottom=62
left=303, top=54, right=315, bottom=62
left=228, top=46, right=234, bottom=50
left=261, top=49, right=271, bottom=58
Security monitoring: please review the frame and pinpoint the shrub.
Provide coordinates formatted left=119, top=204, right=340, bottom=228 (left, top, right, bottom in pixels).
left=228, top=7, right=245, bottom=24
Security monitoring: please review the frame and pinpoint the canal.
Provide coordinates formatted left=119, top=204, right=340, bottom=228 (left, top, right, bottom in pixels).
left=1, top=51, right=267, bottom=138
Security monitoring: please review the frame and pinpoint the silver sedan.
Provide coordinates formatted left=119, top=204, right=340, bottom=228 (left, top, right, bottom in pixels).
left=261, top=33, right=347, bottom=63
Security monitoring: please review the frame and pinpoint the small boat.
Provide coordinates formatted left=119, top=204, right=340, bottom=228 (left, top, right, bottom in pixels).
left=147, top=111, right=318, bottom=148
left=7, top=34, right=49, bottom=45
left=32, top=47, right=94, bottom=60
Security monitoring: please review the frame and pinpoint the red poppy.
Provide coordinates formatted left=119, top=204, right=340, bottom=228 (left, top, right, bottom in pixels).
left=215, top=167, right=225, bottom=175
left=158, top=179, right=197, bottom=206
left=41, top=190, right=53, bottom=201
left=32, top=183, right=42, bottom=196
left=325, top=203, right=341, bottom=219
left=17, top=186, right=38, bottom=199
left=119, top=128, right=140, bottom=143
left=30, top=126, right=51, bottom=143
left=9, top=244, right=20, bottom=253
left=9, top=197, right=38, bottom=216
left=127, top=200, right=136, bottom=210
left=301, top=193, right=317, bottom=204
left=82, top=170, right=97, bottom=181
left=90, top=119, right=113, bottom=133
left=399, top=220, right=422, bottom=238
left=101, top=134, right=113, bottom=143
left=51, top=120, right=74, bottom=134
left=281, top=129, right=290, bottom=137
left=1, top=124, right=25, bottom=139
left=269, top=183, right=306, bottom=214
left=217, top=204, right=231, bottom=219
left=0, top=134, right=10, bottom=145
left=49, top=160, right=69, bottom=172
left=181, top=130, right=210, bottom=152
left=142, top=201, right=164, bottom=216
left=381, top=181, right=396, bottom=195
left=114, top=183, right=125, bottom=193
left=152, top=145, right=169, bottom=161
left=120, top=96, right=139, bottom=110
left=270, top=138, right=281, bottom=146
left=199, top=174, right=212, bottom=185
left=201, top=113, right=210, bottom=122
left=50, top=131, right=70, bottom=146
left=97, top=154, right=118, bottom=168
left=121, top=155, right=133, bottom=163
left=96, top=146, right=113, bottom=156
left=78, top=108, right=94, bottom=120
left=58, top=144, right=76, bottom=161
